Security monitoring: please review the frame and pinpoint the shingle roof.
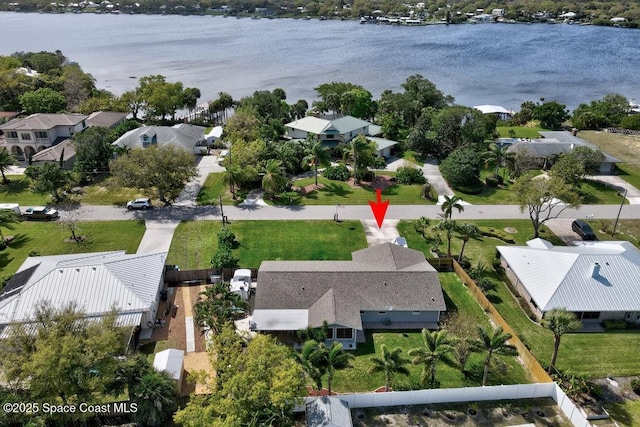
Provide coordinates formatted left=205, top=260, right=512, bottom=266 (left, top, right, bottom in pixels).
left=86, top=111, right=128, bottom=128
left=497, top=239, right=640, bottom=312
left=306, top=396, right=353, bottom=427
left=254, top=243, right=445, bottom=330
left=112, top=124, right=205, bottom=151
left=508, top=132, right=620, bottom=163
left=0, top=113, right=88, bottom=131
left=0, top=251, right=167, bottom=326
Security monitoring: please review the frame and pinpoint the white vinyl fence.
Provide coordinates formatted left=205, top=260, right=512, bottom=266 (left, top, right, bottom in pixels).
left=299, top=383, right=591, bottom=427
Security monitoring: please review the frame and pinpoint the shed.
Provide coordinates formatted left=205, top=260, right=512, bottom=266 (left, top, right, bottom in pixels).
left=153, top=348, right=185, bottom=393
left=306, top=396, right=353, bottom=427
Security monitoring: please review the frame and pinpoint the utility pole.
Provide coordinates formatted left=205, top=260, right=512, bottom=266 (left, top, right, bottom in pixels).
left=219, top=195, right=226, bottom=225
left=611, top=188, right=627, bottom=237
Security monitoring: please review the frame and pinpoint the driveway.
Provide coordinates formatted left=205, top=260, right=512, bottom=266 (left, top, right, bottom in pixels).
left=360, top=219, right=400, bottom=246
left=421, top=158, right=456, bottom=204
left=173, top=155, right=226, bottom=207
left=544, top=219, right=583, bottom=245
left=589, top=175, right=640, bottom=205
left=136, top=220, right=180, bottom=254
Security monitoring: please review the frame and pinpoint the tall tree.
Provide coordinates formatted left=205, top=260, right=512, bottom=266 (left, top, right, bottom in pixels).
left=408, top=329, right=457, bottom=387
left=130, top=370, right=178, bottom=426
left=511, top=175, right=582, bottom=238
left=483, top=142, right=512, bottom=176
left=320, top=342, right=353, bottom=395
left=437, top=219, right=457, bottom=258
left=542, top=308, right=582, bottom=374
left=261, top=158, right=289, bottom=195
left=109, top=145, right=197, bottom=204
left=456, top=222, right=480, bottom=261
left=471, top=326, right=518, bottom=386
left=303, top=134, right=331, bottom=186
left=24, top=163, right=72, bottom=203
left=193, top=281, right=247, bottom=335
left=72, top=126, right=112, bottom=174
left=368, top=344, right=410, bottom=392
left=440, top=195, right=464, bottom=220
left=298, top=340, right=325, bottom=392
left=19, top=87, right=66, bottom=114
left=0, top=148, right=16, bottom=185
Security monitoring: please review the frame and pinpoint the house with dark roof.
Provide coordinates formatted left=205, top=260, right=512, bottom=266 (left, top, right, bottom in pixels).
left=285, top=115, right=397, bottom=157
left=497, top=238, right=640, bottom=323
left=253, top=243, right=445, bottom=349
left=506, top=131, right=619, bottom=173
left=0, top=113, right=87, bottom=161
left=112, top=123, right=207, bottom=154
left=0, top=251, right=167, bottom=339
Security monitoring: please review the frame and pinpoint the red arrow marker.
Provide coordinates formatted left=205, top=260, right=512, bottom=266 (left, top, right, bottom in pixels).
left=368, top=188, right=389, bottom=228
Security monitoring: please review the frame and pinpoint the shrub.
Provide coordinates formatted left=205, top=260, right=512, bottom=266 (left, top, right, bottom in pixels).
left=210, top=246, right=239, bottom=270
left=631, top=379, right=640, bottom=395
left=323, top=163, right=350, bottom=181
left=485, top=175, right=499, bottom=187
left=455, top=182, right=483, bottom=194
left=479, top=227, right=516, bottom=244
left=476, top=277, right=497, bottom=294
left=217, top=227, right=236, bottom=248
left=603, top=319, right=628, bottom=330
left=421, top=182, right=438, bottom=200
left=621, top=114, right=640, bottom=130
left=440, top=148, right=481, bottom=190
left=396, top=165, right=426, bottom=184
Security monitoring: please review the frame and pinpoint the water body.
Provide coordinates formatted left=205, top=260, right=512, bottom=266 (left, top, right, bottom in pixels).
left=2, top=12, right=640, bottom=110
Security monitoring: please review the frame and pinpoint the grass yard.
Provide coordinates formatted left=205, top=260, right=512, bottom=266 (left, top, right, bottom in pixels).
left=80, top=175, right=155, bottom=206
left=579, top=180, right=628, bottom=205
left=497, top=126, right=546, bottom=139
left=196, top=173, right=237, bottom=205
left=167, top=220, right=368, bottom=270
left=331, top=273, right=531, bottom=393
left=579, top=130, right=640, bottom=189
left=452, top=167, right=515, bottom=205
left=603, top=400, right=640, bottom=427
left=0, top=221, right=146, bottom=277
left=0, top=175, right=50, bottom=205
left=286, top=176, right=432, bottom=205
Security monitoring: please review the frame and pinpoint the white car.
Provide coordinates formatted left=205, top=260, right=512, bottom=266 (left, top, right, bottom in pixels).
left=126, top=198, right=152, bottom=210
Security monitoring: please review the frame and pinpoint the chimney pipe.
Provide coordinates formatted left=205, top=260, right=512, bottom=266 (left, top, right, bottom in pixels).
left=592, top=262, right=601, bottom=278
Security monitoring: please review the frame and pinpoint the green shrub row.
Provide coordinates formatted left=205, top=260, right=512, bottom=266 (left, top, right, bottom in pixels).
left=603, top=319, right=628, bottom=330
left=478, top=227, right=516, bottom=244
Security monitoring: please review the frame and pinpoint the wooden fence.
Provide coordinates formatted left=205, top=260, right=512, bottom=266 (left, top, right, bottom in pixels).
left=452, top=259, right=553, bottom=384
left=426, top=257, right=454, bottom=272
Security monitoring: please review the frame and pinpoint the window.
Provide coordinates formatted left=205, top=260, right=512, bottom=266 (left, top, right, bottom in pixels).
left=7, top=131, right=17, bottom=138
left=20, top=133, right=31, bottom=141
left=529, top=299, right=538, bottom=309
left=582, top=311, right=600, bottom=319
left=336, top=328, right=352, bottom=339
left=35, top=131, right=48, bottom=139
left=412, top=311, right=421, bottom=315
left=325, top=134, right=334, bottom=139
left=378, top=311, right=386, bottom=315
left=325, top=328, right=333, bottom=339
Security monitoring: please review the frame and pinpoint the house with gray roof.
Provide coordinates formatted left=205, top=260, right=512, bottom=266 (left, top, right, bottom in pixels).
left=506, top=131, right=619, bottom=173
left=285, top=115, right=397, bottom=157
left=0, top=113, right=87, bottom=161
left=306, top=396, right=353, bottom=427
left=497, top=238, right=640, bottom=323
left=112, top=123, right=207, bottom=154
left=0, top=251, right=167, bottom=339
left=86, top=111, right=128, bottom=129
left=253, top=243, right=445, bottom=349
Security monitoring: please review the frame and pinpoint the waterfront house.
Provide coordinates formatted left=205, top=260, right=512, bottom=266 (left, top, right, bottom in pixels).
left=112, top=124, right=207, bottom=154
left=497, top=239, right=640, bottom=323
left=252, top=243, right=446, bottom=349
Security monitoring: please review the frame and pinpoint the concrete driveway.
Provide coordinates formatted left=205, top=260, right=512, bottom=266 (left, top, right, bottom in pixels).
left=173, top=155, right=226, bottom=207
left=589, top=175, right=640, bottom=204
left=136, top=220, right=180, bottom=254
left=544, top=219, right=583, bottom=245
left=360, top=219, right=400, bottom=246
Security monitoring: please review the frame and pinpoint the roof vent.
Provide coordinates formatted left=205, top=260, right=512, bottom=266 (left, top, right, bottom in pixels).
left=592, top=262, right=601, bottom=278
left=76, top=268, right=80, bottom=272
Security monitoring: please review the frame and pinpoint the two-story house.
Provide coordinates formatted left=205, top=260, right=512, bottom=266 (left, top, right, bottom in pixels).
left=0, top=113, right=88, bottom=161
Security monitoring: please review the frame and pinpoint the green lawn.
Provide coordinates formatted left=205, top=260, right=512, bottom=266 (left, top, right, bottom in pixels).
left=286, top=175, right=432, bottom=205
left=604, top=400, right=640, bottom=427
left=496, top=126, right=546, bottom=139
left=452, top=167, right=515, bottom=204
left=0, top=221, right=146, bottom=277
left=80, top=175, right=155, bottom=206
left=331, top=273, right=531, bottom=393
left=0, top=176, right=50, bottom=205
left=167, top=220, right=368, bottom=270
left=615, top=163, right=640, bottom=190
left=579, top=130, right=640, bottom=191
left=196, top=173, right=236, bottom=205
left=579, top=180, right=628, bottom=205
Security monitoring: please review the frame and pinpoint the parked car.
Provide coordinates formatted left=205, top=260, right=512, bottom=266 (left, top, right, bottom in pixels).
left=126, top=198, right=152, bottom=210
left=572, top=219, right=597, bottom=240
left=23, top=206, right=58, bottom=220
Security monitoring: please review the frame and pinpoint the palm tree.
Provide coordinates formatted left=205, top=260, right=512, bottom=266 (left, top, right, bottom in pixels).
left=193, top=281, right=248, bottom=334
left=261, top=158, right=288, bottom=196
left=440, top=195, right=464, bottom=220
left=408, top=329, right=457, bottom=387
left=456, top=223, right=480, bottom=261
left=130, top=370, right=177, bottom=426
left=217, top=92, right=234, bottom=122
left=542, top=308, right=582, bottom=374
left=298, top=340, right=352, bottom=395
left=298, top=340, right=325, bottom=392
left=343, top=135, right=370, bottom=184
left=368, top=344, right=410, bottom=392
left=221, top=166, right=240, bottom=200
left=0, top=148, right=16, bottom=185
left=303, top=134, right=331, bottom=186
left=437, top=219, right=456, bottom=258
left=322, top=342, right=353, bottom=395
left=472, top=326, right=518, bottom=386
left=483, top=142, right=511, bottom=176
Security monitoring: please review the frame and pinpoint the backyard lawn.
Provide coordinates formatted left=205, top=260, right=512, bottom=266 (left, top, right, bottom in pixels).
left=166, top=220, right=368, bottom=270
left=0, top=221, right=146, bottom=277
left=330, top=273, right=531, bottom=393
left=496, top=126, right=546, bottom=139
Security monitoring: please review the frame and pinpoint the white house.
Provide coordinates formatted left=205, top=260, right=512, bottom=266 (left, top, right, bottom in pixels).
left=0, top=113, right=87, bottom=161
left=497, top=238, right=640, bottom=323
left=0, top=251, right=167, bottom=338
left=474, top=104, right=513, bottom=120
left=253, top=243, right=445, bottom=349
left=112, top=124, right=207, bottom=154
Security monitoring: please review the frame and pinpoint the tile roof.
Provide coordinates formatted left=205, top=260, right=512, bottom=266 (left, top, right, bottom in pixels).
left=0, top=113, right=88, bottom=131
left=254, top=243, right=445, bottom=331
left=497, top=239, right=640, bottom=312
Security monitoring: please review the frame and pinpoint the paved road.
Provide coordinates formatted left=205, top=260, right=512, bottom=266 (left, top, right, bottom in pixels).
left=72, top=202, right=640, bottom=222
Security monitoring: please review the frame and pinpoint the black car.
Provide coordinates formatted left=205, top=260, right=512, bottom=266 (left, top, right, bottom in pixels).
left=572, top=219, right=597, bottom=240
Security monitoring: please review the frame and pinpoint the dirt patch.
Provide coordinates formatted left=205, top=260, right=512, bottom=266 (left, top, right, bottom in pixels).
left=293, top=183, right=325, bottom=195
left=593, top=376, right=640, bottom=403
left=347, top=175, right=396, bottom=191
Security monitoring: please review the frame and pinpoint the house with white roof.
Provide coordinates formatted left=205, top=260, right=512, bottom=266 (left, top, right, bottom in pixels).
left=253, top=243, right=445, bottom=349
left=285, top=115, right=397, bottom=157
left=0, top=251, right=167, bottom=339
left=474, top=104, right=513, bottom=120
left=112, top=124, right=207, bottom=154
left=497, top=238, right=640, bottom=323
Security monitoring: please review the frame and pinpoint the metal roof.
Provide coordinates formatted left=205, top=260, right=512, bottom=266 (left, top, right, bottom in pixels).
left=0, top=251, right=166, bottom=326
left=365, top=136, right=398, bottom=152
left=153, top=348, right=184, bottom=381
left=497, top=239, right=640, bottom=312
left=306, top=396, right=353, bottom=427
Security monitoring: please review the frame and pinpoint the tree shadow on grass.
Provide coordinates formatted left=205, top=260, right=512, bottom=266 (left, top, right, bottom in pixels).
left=6, top=233, right=31, bottom=250
left=486, top=294, right=503, bottom=305
left=0, top=252, right=12, bottom=271
left=1, top=178, right=30, bottom=196
left=319, top=183, right=353, bottom=197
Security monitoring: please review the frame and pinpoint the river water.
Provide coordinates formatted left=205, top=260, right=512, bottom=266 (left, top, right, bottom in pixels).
left=1, top=12, right=640, bottom=110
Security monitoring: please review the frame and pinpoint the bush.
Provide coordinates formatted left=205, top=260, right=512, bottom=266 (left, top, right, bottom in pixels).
left=421, top=182, right=438, bottom=200
left=479, top=227, right=516, bottom=244
left=631, top=379, right=640, bottom=395
left=485, top=175, right=499, bottom=187
left=210, top=246, right=239, bottom=270
left=603, top=319, right=628, bottom=330
left=440, top=148, right=481, bottom=190
left=455, top=182, right=483, bottom=194
left=621, top=114, right=640, bottom=130
left=217, top=227, right=236, bottom=248
left=323, top=163, right=350, bottom=181
left=396, top=165, right=426, bottom=184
